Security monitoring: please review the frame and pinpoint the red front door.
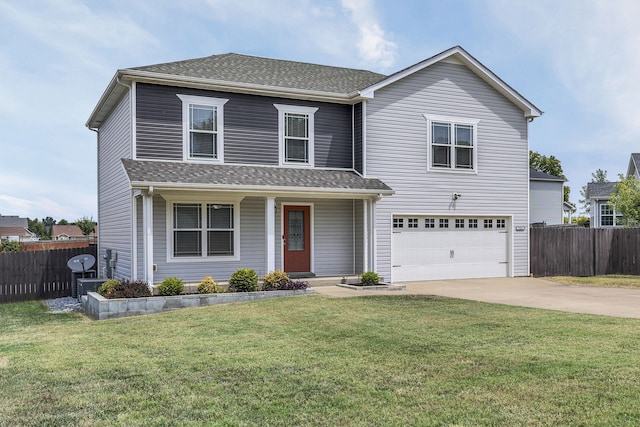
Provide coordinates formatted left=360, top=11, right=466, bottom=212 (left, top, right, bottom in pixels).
left=284, top=205, right=311, bottom=273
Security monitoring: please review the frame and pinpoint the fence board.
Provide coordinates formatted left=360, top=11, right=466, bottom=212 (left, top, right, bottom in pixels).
left=531, top=227, right=640, bottom=277
left=0, top=246, right=97, bottom=303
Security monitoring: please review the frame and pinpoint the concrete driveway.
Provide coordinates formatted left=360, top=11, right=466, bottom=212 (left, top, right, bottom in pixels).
left=312, top=277, right=640, bottom=319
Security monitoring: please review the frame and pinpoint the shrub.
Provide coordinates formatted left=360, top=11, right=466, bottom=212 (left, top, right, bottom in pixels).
left=102, top=280, right=151, bottom=299
left=228, top=268, right=258, bottom=292
left=0, top=241, right=21, bottom=252
left=262, top=270, right=290, bottom=291
left=198, top=276, right=219, bottom=294
left=282, top=279, right=309, bottom=291
left=157, top=277, right=184, bottom=296
left=360, top=271, right=380, bottom=286
left=98, top=279, right=120, bottom=297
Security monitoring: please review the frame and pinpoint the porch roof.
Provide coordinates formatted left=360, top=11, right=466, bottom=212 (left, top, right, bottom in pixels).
left=122, top=159, right=393, bottom=197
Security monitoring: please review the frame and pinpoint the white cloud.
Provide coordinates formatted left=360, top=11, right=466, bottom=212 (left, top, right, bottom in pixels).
left=341, top=0, right=397, bottom=69
left=487, top=0, right=640, bottom=134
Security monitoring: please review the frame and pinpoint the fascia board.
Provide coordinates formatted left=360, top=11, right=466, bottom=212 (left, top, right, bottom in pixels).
left=128, top=181, right=394, bottom=198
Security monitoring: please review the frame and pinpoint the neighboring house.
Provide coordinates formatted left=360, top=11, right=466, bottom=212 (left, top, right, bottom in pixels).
left=0, top=215, right=38, bottom=241
left=563, top=201, right=576, bottom=224
left=52, top=225, right=98, bottom=241
left=627, top=153, right=640, bottom=178
left=529, top=169, right=565, bottom=225
left=587, top=152, right=640, bottom=228
left=87, top=46, right=541, bottom=284
left=587, top=182, right=623, bottom=227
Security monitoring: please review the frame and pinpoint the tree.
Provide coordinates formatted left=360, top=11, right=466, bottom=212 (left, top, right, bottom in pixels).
left=58, top=219, right=69, bottom=225
left=0, top=240, right=21, bottom=252
left=579, top=169, right=608, bottom=214
left=28, top=218, right=48, bottom=240
left=529, top=150, right=570, bottom=202
left=609, top=174, right=640, bottom=226
left=75, top=217, right=96, bottom=236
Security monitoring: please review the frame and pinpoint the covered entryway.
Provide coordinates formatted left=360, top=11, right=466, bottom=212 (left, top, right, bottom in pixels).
left=391, top=216, right=509, bottom=282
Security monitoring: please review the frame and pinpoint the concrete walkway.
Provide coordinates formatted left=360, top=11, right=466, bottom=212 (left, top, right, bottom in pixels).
left=312, top=277, right=640, bottom=319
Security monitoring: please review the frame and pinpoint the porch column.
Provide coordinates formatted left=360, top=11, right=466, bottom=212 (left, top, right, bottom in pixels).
left=363, top=199, right=369, bottom=272
left=266, top=197, right=276, bottom=273
left=143, top=188, right=154, bottom=285
left=370, top=197, right=377, bottom=273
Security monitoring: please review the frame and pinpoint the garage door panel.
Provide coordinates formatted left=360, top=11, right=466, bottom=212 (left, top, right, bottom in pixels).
left=391, top=216, right=510, bottom=282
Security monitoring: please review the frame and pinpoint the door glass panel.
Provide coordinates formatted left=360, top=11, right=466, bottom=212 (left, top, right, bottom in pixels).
left=288, top=210, right=304, bottom=251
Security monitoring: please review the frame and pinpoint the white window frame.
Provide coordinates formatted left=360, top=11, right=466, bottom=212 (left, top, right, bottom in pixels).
left=423, top=114, right=479, bottom=172
left=177, top=94, right=229, bottom=162
left=274, top=104, right=318, bottom=167
left=165, top=195, right=241, bottom=263
left=600, top=203, right=623, bottom=227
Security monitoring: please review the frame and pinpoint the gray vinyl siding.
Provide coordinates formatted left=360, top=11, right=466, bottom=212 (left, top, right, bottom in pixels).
left=135, top=83, right=353, bottom=168
left=353, top=199, right=364, bottom=273
left=97, top=91, right=133, bottom=280
left=353, top=103, right=363, bottom=174
left=151, top=196, right=266, bottom=283
left=530, top=180, right=563, bottom=225
left=365, top=62, right=530, bottom=280
left=275, top=198, right=355, bottom=276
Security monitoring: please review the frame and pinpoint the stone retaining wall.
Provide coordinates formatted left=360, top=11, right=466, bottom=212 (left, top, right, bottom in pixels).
left=83, top=289, right=315, bottom=320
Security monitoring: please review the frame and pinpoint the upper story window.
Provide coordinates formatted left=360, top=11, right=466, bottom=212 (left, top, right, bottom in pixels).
left=274, top=104, right=318, bottom=166
left=424, top=114, right=479, bottom=172
left=177, top=94, right=228, bottom=162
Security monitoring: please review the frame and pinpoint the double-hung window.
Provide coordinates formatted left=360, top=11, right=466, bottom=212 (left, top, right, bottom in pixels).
left=274, top=104, right=318, bottom=166
left=600, top=203, right=623, bottom=226
left=177, top=94, right=228, bottom=161
left=424, top=114, right=479, bottom=171
left=169, top=199, right=239, bottom=261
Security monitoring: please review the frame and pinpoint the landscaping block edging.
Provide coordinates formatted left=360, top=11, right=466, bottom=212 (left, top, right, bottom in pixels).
left=336, top=283, right=405, bottom=291
left=83, top=289, right=315, bottom=320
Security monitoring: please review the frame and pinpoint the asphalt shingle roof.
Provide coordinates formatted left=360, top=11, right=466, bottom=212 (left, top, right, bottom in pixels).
left=122, top=159, right=392, bottom=193
left=130, top=53, right=387, bottom=95
left=529, top=169, right=565, bottom=181
left=587, top=182, right=617, bottom=198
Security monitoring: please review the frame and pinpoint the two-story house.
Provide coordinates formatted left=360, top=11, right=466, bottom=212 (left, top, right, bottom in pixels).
left=87, top=46, right=541, bottom=284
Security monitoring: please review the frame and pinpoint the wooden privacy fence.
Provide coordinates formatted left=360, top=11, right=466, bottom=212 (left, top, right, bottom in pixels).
left=0, top=246, right=97, bottom=303
left=530, top=227, right=640, bottom=277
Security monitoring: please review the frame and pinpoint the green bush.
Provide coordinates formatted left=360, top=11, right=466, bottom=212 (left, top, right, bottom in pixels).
left=98, top=279, right=121, bottom=297
left=360, top=271, right=380, bottom=286
left=228, top=268, right=258, bottom=292
left=102, top=280, right=151, bottom=299
left=0, top=241, right=21, bottom=252
left=197, top=276, right=219, bottom=294
left=157, top=277, right=184, bottom=296
left=262, top=270, right=290, bottom=291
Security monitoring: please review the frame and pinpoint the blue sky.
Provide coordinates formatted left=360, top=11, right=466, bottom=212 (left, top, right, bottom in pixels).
left=1, top=0, right=638, bottom=221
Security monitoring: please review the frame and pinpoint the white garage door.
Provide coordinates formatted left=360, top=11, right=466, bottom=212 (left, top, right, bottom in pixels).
left=391, top=216, right=509, bottom=282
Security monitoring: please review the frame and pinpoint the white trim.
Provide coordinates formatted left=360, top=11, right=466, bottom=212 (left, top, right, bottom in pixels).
left=266, top=197, right=276, bottom=273
left=280, top=202, right=314, bottom=273
left=274, top=104, right=318, bottom=167
left=177, top=94, right=228, bottom=163
left=362, top=101, right=367, bottom=177
left=359, top=46, right=542, bottom=119
left=371, top=198, right=377, bottom=273
left=131, top=81, right=137, bottom=159
left=424, top=114, right=479, bottom=173
left=363, top=199, right=369, bottom=272
left=164, top=194, right=242, bottom=263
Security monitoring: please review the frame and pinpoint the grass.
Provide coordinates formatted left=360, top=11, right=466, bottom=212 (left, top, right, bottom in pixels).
left=546, top=274, right=640, bottom=288
left=1, top=295, right=639, bottom=426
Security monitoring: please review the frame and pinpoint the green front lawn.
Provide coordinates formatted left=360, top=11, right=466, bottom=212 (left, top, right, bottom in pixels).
left=546, top=274, right=640, bottom=288
left=1, top=295, right=639, bottom=426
